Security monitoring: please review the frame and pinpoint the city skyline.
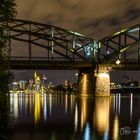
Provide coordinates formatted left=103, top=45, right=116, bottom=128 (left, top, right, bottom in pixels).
left=13, top=70, right=78, bottom=85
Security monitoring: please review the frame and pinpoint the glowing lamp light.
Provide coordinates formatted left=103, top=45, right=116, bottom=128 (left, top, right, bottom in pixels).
left=87, top=52, right=90, bottom=56
left=75, top=73, right=78, bottom=76
left=115, top=59, right=121, bottom=65
left=107, top=51, right=110, bottom=54
left=98, top=73, right=109, bottom=78
left=12, top=82, right=18, bottom=85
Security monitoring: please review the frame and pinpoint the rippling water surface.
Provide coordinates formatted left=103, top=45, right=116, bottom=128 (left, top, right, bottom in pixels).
left=5, top=93, right=140, bottom=140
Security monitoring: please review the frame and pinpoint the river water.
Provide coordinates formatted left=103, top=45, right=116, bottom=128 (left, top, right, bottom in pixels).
left=3, top=93, right=140, bottom=140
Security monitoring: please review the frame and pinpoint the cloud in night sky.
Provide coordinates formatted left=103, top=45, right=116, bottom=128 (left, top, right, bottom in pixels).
left=16, top=0, right=140, bottom=39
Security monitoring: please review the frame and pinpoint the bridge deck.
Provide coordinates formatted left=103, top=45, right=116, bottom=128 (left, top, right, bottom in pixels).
left=112, top=63, right=140, bottom=70
left=10, top=60, right=93, bottom=70
left=101, top=60, right=140, bottom=71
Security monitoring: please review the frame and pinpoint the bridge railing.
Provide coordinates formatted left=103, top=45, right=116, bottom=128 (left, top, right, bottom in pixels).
left=114, top=59, right=140, bottom=64
left=10, top=56, right=94, bottom=62
left=124, top=59, right=140, bottom=63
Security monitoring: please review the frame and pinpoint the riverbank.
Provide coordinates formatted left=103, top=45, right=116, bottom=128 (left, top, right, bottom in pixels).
left=111, top=87, right=140, bottom=93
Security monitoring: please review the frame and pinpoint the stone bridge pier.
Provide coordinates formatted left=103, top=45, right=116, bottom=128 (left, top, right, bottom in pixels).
left=78, top=65, right=110, bottom=96
left=78, top=68, right=95, bottom=95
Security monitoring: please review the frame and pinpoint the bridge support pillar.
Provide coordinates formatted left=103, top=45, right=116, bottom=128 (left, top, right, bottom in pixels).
left=77, top=66, right=110, bottom=96
left=78, top=69, right=95, bottom=95
left=95, top=66, right=110, bottom=97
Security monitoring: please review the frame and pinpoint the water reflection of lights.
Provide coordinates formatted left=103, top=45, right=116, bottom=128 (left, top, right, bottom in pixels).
left=112, top=94, right=115, bottom=114
left=74, top=103, right=78, bottom=132
left=81, top=97, right=87, bottom=131
left=10, top=94, right=18, bottom=119
left=115, top=94, right=118, bottom=114
left=130, top=93, right=133, bottom=121
left=9, top=93, right=52, bottom=125
left=136, top=120, right=140, bottom=140
left=118, top=94, right=121, bottom=115
left=83, top=123, right=90, bottom=140
left=70, top=95, right=75, bottom=111
left=44, top=93, right=47, bottom=121
left=103, top=130, right=109, bottom=140
left=113, top=114, right=119, bottom=140
left=34, top=93, right=41, bottom=124
left=25, top=95, right=29, bottom=112
left=113, top=94, right=121, bottom=115
left=94, top=98, right=110, bottom=135
left=49, top=94, right=52, bottom=116
left=65, top=94, right=68, bottom=114
left=41, top=94, right=44, bottom=109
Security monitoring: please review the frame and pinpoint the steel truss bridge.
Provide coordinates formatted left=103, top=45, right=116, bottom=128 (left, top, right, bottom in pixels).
left=7, top=19, right=140, bottom=70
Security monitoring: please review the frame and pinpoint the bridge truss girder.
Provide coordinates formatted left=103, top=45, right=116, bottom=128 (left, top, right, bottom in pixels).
left=6, top=19, right=140, bottom=70
left=99, top=24, right=140, bottom=65
left=9, top=19, right=97, bottom=63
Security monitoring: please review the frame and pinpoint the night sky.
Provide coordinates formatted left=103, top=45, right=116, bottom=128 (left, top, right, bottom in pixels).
left=16, top=0, right=140, bottom=39
left=14, top=0, right=140, bottom=85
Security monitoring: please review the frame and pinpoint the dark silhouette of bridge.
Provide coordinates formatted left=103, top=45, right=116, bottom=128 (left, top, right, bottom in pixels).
left=9, top=19, right=95, bottom=69
left=8, top=19, right=140, bottom=70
